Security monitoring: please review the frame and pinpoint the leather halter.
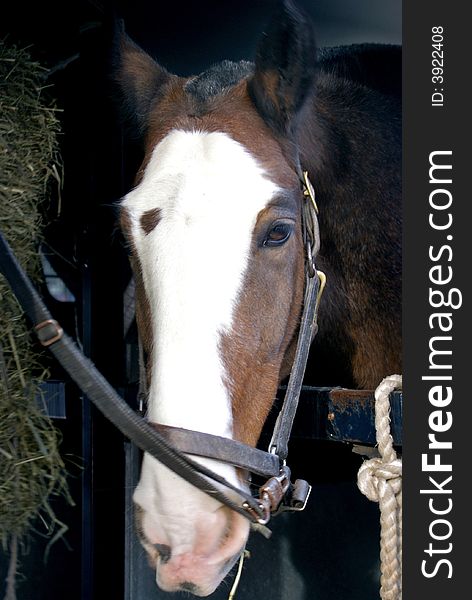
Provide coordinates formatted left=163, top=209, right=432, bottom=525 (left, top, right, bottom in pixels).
left=141, top=171, right=326, bottom=524
left=0, top=170, right=325, bottom=527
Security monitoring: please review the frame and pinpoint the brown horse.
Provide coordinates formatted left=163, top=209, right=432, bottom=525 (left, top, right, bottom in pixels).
left=114, top=0, right=401, bottom=595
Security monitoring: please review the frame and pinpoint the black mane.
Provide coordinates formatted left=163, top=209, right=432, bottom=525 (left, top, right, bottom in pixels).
left=184, top=60, right=254, bottom=102
left=183, top=45, right=401, bottom=106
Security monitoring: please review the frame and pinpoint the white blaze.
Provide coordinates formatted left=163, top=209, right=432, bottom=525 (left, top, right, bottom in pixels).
left=122, top=130, right=279, bottom=540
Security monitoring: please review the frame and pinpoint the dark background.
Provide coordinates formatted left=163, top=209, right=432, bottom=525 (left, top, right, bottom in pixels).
left=1, top=2, right=401, bottom=599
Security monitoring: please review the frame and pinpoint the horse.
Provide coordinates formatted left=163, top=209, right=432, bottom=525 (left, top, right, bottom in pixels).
left=113, top=0, right=401, bottom=595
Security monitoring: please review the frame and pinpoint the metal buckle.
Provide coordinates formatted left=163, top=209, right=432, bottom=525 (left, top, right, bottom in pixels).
left=261, top=469, right=290, bottom=504
left=34, top=319, right=63, bottom=347
left=242, top=466, right=292, bottom=525
left=242, top=500, right=270, bottom=525
left=288, top=479, right=312, bottom=512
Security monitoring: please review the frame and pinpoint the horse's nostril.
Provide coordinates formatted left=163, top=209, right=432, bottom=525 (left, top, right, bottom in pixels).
left=154, top=543, right=171, bottom=564
left=180, top=582, right=199, bottom=594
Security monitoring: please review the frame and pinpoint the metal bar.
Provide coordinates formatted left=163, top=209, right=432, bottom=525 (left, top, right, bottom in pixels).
left=289, top=386, right=403, bottom=447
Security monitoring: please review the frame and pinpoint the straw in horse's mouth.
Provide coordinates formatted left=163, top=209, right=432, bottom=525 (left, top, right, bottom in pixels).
left=221, top=550, right=242, bottom=575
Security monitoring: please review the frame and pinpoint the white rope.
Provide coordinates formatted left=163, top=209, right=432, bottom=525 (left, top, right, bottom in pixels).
left=357, top=374, right=402, bottom=600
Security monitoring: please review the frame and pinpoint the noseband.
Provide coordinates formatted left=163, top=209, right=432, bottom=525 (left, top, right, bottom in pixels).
left=0, top=170, right=325, bottom=529
left=141, top=170, right=326, bottom=525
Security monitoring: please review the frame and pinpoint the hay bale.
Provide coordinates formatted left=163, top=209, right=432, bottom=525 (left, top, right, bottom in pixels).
left=0, top=39, right=71, bottom=585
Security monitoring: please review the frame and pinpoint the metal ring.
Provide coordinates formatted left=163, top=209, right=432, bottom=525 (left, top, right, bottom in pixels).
left=34, top=319, right=64, bottom=347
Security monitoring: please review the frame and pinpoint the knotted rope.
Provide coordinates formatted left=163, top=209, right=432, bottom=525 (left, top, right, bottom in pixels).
left=357, top=374, right=402, bottom=600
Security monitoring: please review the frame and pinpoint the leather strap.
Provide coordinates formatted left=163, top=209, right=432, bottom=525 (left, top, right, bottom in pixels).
left=0, top=230, right=267, bottom=523
left=266, top=167, right=324, bottom=460
left=0, top=170, right=323, bottom=525
left=269, top=271, right=321, bottom=460
left=150, top=423, right=280, bottom=478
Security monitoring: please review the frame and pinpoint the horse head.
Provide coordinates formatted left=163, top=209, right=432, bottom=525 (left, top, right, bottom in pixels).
left=115, top=1, right=317, bottom=594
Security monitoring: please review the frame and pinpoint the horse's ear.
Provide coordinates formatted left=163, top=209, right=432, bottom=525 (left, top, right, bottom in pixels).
left=248, top=0, right=317, bottom=136
left=111, top=19, right=173, bottom=135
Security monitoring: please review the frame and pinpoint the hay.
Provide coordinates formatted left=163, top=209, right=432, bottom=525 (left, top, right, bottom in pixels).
left=0, top=38, right=71, bottom=573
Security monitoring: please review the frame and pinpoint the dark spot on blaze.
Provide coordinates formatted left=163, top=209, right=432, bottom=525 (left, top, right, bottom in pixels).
left=140, top=207, right=162, bottom=235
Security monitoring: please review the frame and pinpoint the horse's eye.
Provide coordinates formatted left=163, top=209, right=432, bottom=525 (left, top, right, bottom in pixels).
left=263, top=222, right=293, bottom=247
